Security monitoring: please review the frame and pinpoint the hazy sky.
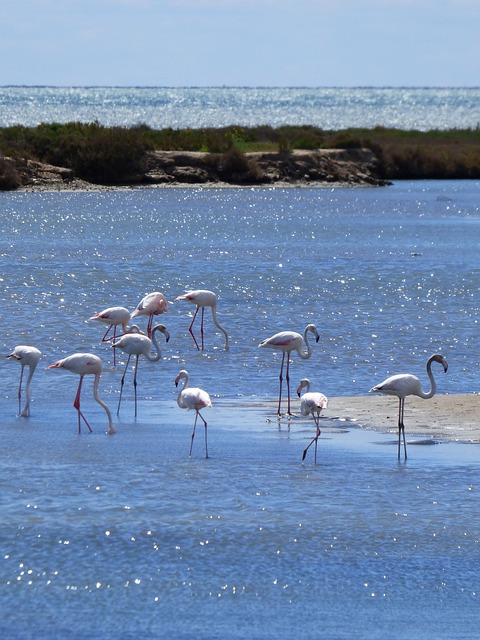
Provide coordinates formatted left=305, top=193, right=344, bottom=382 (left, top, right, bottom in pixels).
left=2, top=0, right=479, bottom=87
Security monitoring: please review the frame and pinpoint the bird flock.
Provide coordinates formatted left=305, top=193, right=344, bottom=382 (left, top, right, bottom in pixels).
left=6, top=288, right=449, bottom=463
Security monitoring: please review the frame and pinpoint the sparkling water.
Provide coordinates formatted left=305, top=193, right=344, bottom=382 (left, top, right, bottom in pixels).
left=1, top=181, right=479, bottom=639
left=1, top=86, right=480, bottom=130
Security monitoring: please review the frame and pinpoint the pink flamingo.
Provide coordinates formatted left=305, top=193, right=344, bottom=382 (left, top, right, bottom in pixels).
left=89, top=306, right=134, bottom=366
left=131, top=292, right=168, bottom=338
left=297, top=378, right=328, bottom=464
left=369, top=353, right=448, bottom=459
left=175, top=289, right=229, bottom=351
left=175, top=369, right=212, bottom=458
left=259, top=323, right=319, bottom=417
left=7, top=345, right=42, bottom=417
left=112, top=323, right=170, bottom=417
left=46, top=353, right=115, bottom=434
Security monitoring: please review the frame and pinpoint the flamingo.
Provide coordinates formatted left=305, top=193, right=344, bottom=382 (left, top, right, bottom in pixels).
left=7, top=345, right=42, bottom=417
left=46, top=353, right=115, bottom=435
left=131, top=292, right=168, bottom=338
left=175, top=369, right=212, bottom=458
left=297, top=378, right=328, bottom=464
left=89, top=306, right=135, bottom=366
left=369, top=353, right=448, bottom=459
left=259, top=323, right=320, bottom=417
left=175, top=289, right=229, bottom=351
left=112, top=323, right=170, bottom=417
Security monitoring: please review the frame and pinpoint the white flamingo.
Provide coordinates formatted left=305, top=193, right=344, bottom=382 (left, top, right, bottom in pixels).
left=7, top=345, right=42, bottom=417
left=89, top=306, right=138, bottom=366
left=112, top=323, right=170, bottom=417
left=369, top=353, right=448, bottom=459
left=46, top=353, right=115, bottom=434
left=131, top=292, right=168, bottom=338
left=175, top=369, right=212, bottom=458
left=297, top=378, right=328, bottom=464
left=175, top=289, right=229, bottom=351
left=259, top=323, right=320, bottom=416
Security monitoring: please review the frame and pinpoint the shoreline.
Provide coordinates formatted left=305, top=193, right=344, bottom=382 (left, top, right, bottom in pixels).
left=6, top=148, right=389, bottom=192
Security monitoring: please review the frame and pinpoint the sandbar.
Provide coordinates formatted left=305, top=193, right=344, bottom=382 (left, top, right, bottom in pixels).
left=326, top=394, right=479, bottom=445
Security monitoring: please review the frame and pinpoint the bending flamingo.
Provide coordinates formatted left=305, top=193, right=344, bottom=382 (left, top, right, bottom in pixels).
left=89, top=306, right=133, bottom=366
left=369, top=353, right=448, bottom=460
left=131, top=292, right=168, bottom=338
left=175, top=369, right=212, bottom=458
left=46, top=353, right=115, bottom=435
left=175, top=289, right=229, bottom=351
left=112, top=323, right=170, bottom=417
left=259, top=323, right=319, bottom=417
left=7, top=345, right=42, bottom=417
left=297, top=378, right=328, bottom=464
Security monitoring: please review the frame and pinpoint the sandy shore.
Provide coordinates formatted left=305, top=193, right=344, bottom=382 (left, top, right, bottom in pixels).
left=326, top=393, right=480, bottom=444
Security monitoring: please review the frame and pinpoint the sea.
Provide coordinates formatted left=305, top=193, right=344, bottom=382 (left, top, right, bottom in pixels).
left=1, top=87, right=479, bottom=639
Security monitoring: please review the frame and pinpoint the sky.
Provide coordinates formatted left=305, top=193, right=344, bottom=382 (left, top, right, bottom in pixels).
left=1, top=0, right=479, bottom=87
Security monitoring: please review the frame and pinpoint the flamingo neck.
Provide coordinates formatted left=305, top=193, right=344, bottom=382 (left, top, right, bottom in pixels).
left=177, top=376, right=189, bottom=408
left=145, top=327, right=163, bottom=362
left=92, top=374, right=115, bottom=434
left=211, top=306, right=229, bottom=350
left=417, top=357, right=438, bottom=399
left=297, top=328, right=314, bottom=360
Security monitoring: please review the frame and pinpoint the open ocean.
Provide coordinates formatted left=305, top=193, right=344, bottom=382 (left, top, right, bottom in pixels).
left=1, top=88, right=479, bottom=639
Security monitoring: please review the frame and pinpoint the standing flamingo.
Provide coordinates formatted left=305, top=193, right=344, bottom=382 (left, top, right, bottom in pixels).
left=175, top=369, right=212, bottom=458
left=131, top=292, right=168, bottom=338
left=89, top=306, right=133, bottom=366
left=297, top=378, right=328, bottom=464
left=369, top=353, right=448, bottom=460
left=175, top=289, right=229, bottom=351
left=46, top=353, right=115, bottom=435
left=7, top=345, right=42, bottom=417
left=259, top=323, right=320, bottom=417
left=112, top=323, right=170, bottom=417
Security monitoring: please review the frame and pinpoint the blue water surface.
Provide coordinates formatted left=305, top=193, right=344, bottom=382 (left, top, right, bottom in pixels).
left=1, top=181, right=479, bottom=639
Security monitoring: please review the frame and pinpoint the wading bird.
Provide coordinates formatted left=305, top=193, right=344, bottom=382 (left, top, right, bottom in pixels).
left=259, top=323, right=319, bottom=417
left=7, top=345, right=42, bottom=417
left=89, top=306, right=134, bottom=366
left=112, top=323, right=170, bottom=417
left=175, top=289, right=229, bottom=351
left=46, top=353, right=115, bottom=434
left=175, top=369, right=212, bottom=458
left=297, top=378, right=328, bottom=464
left=369, top=353, right=448, bottom=460
left=131, top=292, right=168, bottom=338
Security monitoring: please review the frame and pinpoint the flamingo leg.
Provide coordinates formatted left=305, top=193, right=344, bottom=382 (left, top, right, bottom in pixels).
left=285, top=356, right=292, bottom=416
left=397, top=398, right=407, bottom=460
left=117, top=355, right=131, bottom=415
left=147, top=314, right=154, bottom=339
left=20, top=368, right=34, bottom=417
left=73, top=376, right=93, bottom=433
left=200, top=307, right=205, bottom=350
left=190, top=411, right=199, bottom=457
left=189, top=307, right=201, bottom=350
left=17, top=365, right=25, bottom=416
left=133, top=355, right=140, bottom=418
left=313, top=416, right=321, bottom=465
left=101, top=324, right=114, bottom=342
left=199, top=410, right=208, bottom=458
left=302, top=417, right=321, bottom=464
left=277, top=353, right=286, bottom=416
left=112, top=326, right=118, bottom=367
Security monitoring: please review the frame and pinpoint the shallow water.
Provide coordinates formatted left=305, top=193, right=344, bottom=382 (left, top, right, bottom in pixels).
left=1, top=181, right=480, bottom=639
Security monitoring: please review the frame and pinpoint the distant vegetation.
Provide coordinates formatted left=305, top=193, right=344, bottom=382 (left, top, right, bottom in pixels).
left=1, top=121, right=480, bottom=189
